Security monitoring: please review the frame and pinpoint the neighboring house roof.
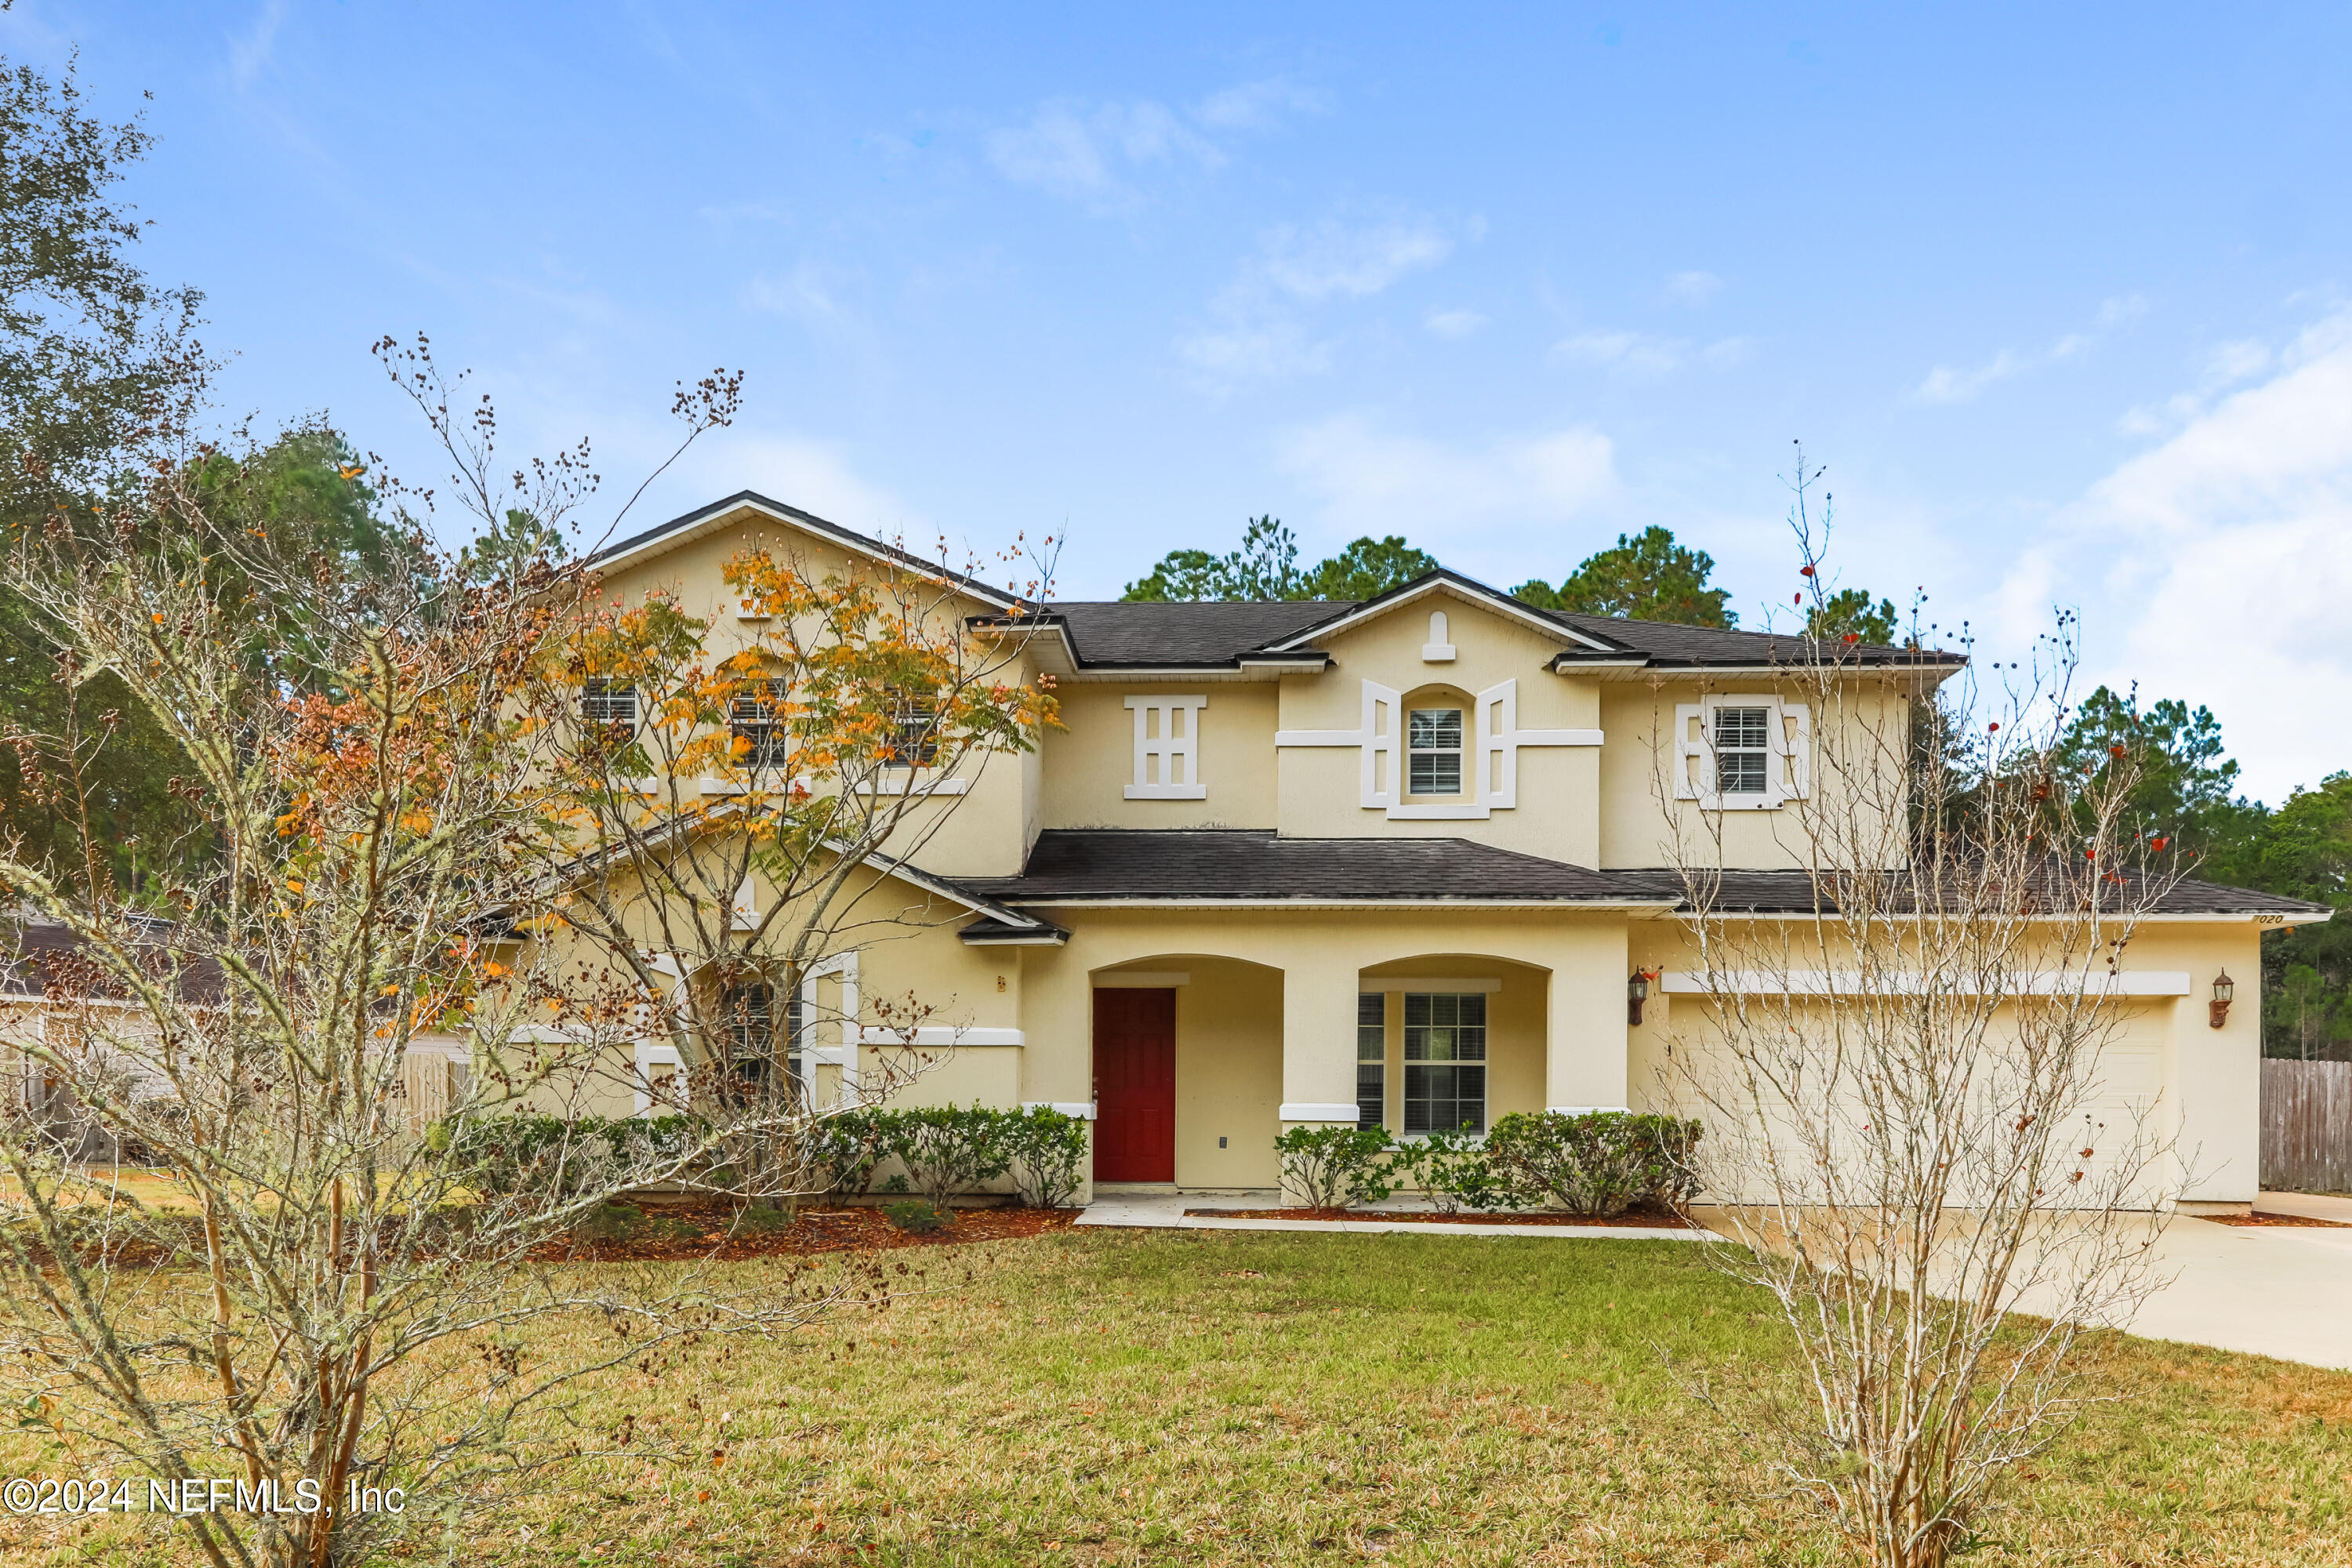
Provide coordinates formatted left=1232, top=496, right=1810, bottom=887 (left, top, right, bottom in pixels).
left=950, top=829, right=2335, bottom=921
left=0, top=914, right=227, bottom=1003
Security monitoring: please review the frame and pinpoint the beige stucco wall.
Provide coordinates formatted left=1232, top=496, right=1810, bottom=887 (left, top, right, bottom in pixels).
left=1040, top=683, right=1279, bottom=830
left=1623, top=913, right=2270, bottom=1204
left=1597, top=677, right=1913, bottom=870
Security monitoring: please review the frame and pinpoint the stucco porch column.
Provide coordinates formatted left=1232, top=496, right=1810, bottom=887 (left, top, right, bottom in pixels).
left=1279, top=946, right=1363, bottom=1131
left=1545, top=922, right=1631, bottom=1112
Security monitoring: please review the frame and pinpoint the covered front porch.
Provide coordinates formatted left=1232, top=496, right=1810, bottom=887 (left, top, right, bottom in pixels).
left=1008, top=908, right=1641, bottom=1195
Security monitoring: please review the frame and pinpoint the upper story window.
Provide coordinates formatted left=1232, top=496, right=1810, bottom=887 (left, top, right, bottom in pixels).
left=581, top=677, right=637, bottom=732
left=886, top=694, right=940, bottom=769
left=1713, top=706, right=1771, bottom=795
left=1406, top=707, right=1464, bottom=796
left=1124, top=695, right=1208, bottom=800
left=729, top=679, right=788, bottom=768
left=1675, top=694, right=1812, bottom=810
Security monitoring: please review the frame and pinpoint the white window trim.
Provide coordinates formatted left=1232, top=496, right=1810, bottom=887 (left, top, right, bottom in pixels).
left=1674, top=694, right=1811, bottom=810
left=1124, top=695, right=1209, bottom=800
left=632, top=1043, right=684, bottom=1118
left=1275, top=679, right=1602, bottom=819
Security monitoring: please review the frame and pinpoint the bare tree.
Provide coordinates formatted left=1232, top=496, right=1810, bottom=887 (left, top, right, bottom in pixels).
left=0, top=348, right=1046, bottom=1566
left=1653, top=456, right=2184, bottom=1568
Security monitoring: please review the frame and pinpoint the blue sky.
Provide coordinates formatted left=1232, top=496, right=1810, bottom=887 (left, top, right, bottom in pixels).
left=8, top=3, right=2351, bottom=800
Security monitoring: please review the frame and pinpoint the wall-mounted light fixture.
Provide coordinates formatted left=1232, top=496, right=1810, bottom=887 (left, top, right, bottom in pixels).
left=2209, top=970, right=2234, bottom=1030
left=1628, top=970, right=1651, bottom=1026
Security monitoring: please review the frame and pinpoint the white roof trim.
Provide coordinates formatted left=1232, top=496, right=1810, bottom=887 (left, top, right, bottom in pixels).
left=590, top=494, right=1022, bottom=611
left=1265, top=577, right=1617, bottom=655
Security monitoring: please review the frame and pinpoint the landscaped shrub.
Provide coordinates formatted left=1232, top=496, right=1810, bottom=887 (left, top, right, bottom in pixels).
left=1002, top=1105, right=1089, bottom=1208
left=1272, top=1125, right=1396, bottom=1209
left=895, top=1105, right=1015, bottom=1205
left=882, top=1198, right=951, bottom=1233
left=445, top=1113, right=707, bottom=1198
left=1482, top=1111, right=1702, bottom=1217
left=810, top=1105, right=896, bottom=1196
left=1386, top=1127, right=1526, bottom=1214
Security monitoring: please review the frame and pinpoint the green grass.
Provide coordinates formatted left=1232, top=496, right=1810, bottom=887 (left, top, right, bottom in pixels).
left=6, top=1229, right=2349, bottom=1565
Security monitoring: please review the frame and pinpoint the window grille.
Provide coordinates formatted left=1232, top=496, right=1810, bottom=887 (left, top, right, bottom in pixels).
left=580, top=678, right=637, bottom=731
left=1403, top=992, right=1486, bottom=1134
left=729, top=679, right=788, bottom=768
left=1714, top=705, right=1770, bottom=795
left=1406, top=707, right=1464, bottom=796
left=887, top=694, right=941, bottom=768
left=1356, top=993, right=1386, bottom=1131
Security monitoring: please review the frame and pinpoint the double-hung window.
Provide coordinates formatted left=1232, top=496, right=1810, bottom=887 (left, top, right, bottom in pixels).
left=729, top=679, right=788, bottom=768
left=886, top=693, right=940, bottom=769
left=1356, top=993, right=1386, bottom=1131
left=719, top=978, right=806, bottom=1103
left=1403, top=992, right=1486, bottom=1135
left=1713, top=705, right=1771, bottom=796
left=1406, top=708, right=1464, bottom=796
left=581, top=677, right=637, bottom=733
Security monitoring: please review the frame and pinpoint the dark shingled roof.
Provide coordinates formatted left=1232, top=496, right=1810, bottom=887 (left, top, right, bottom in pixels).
left=1000, top=569, right=1959, bottom=673
left=959, top=830, right=1672, bottom=905
left=950, top=831, right=2333, bottom=920
left=1048, top=601, right=1345, bottom=666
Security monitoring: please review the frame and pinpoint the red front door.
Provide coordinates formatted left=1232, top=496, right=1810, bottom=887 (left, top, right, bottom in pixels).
left=1093, top=988, right=1176, bottom=1182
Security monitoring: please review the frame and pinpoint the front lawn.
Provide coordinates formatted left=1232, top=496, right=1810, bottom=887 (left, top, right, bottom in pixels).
left=7, top=1228, right=2347, bottom=1565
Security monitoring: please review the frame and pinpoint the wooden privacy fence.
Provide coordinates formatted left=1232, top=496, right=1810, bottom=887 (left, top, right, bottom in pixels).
left=2261, top=1058, right=2352, bottom=1193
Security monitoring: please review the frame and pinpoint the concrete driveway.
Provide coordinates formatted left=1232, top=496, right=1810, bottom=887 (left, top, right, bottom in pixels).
left=2065, top=1196, right=2352, bottom=1370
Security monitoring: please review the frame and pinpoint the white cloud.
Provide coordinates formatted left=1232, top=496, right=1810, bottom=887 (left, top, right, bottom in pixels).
left=1987, top=309, right=2352, bottom=801
left=1912, top=348, right=2026, bottom=405
left=1180, top=214, right=1454, bottom=388
left=1662, top=270, right=1723, bottom=307
left=1258, top=218, right=1452, bottom=301
left=1276, top=415, right=1620, bottom=542
left=2205, top=338, right=2272, bottom=385
left=1553, top=330, right=1682, bottom=376
left=1425, top=308, right=1488, bottom=339
left=985, top=100, right=1217, bottom=208
left=1911, top=295, right=2145, bottom=405
left=1194, top=76, right=1330, bottom=130
left=227, top=0, right=288, bottom=90
left=713, top=433, right=916, bottom=538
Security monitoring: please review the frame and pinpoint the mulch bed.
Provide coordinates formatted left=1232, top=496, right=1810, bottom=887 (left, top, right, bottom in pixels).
left=543, top=1200, right=1080, bottom=1261
left=1183, top=1204, right=1698, bottom=1229
left=2205, top=1211, right=2350, bottom=1229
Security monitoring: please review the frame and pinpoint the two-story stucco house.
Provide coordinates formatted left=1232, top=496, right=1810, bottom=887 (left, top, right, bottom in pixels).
left=561, top=491, right=2328, bottom=1210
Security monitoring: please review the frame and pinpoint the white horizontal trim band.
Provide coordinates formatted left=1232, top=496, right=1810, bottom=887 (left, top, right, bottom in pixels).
left=1022, top=1101, right=1098, bottom=1120
left=1273, top=729, right=1364, bottom=747
left=1124, top=785, right=1208, bottom=800
left=1660, top=970, right=2194, bottom=997
left=1510, top=728, right=1604, bottom=746
left=855, top=1025, right=1026, bottom=1046
left=1279, top=1102, right=1363, bottom=1121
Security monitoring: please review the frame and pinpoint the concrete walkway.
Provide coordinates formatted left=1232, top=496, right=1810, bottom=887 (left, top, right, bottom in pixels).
left=1076, top=1189, right=1704, bottom=1241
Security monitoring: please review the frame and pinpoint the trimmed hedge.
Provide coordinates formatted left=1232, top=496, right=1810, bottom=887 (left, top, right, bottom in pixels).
left=1270, top=1112, right=1701, bottom=1216
left=443, top=1103, right=1091, bottom=1209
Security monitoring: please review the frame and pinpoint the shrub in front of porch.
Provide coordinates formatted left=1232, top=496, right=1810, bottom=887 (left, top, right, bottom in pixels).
left=1272, top=1126, right=1398, bottom=1209
left=1484, top=1111, right=1702, bottom=1218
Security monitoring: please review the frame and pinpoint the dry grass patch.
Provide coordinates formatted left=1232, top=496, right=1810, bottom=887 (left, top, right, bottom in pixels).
left=4, top=1229, right=2347, bottom=1566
